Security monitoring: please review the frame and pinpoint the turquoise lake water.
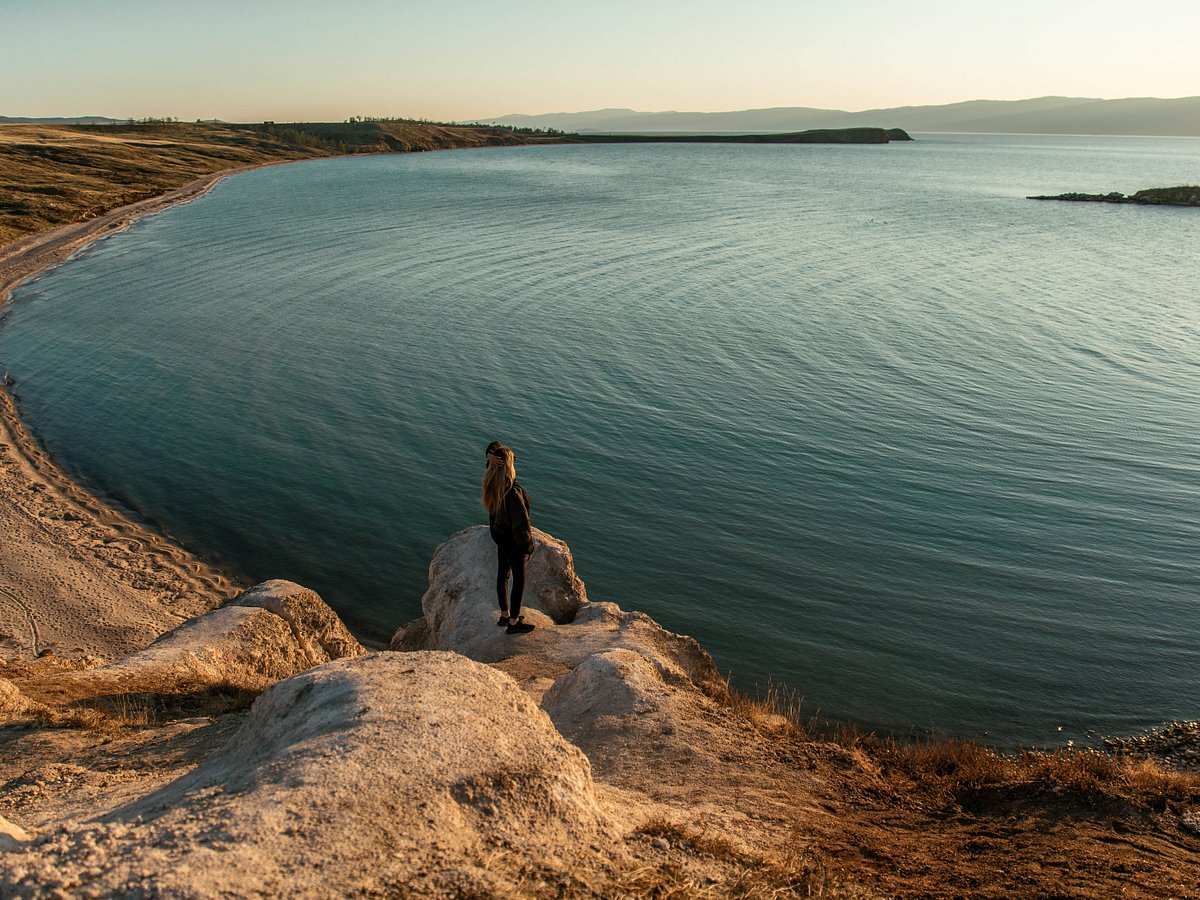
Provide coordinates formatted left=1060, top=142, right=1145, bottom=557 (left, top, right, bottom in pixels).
left=1, top=134, right=1197, bottom=746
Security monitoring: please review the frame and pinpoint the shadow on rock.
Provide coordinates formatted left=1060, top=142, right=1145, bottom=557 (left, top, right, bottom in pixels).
left=1, top=653, right=624, bottom=898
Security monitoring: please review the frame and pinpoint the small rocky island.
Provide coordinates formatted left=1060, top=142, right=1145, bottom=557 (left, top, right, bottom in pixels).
left=1029, top=185, right=1200, bottom=206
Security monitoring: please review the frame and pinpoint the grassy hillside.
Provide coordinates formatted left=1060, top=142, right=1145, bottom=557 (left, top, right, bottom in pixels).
left=0, top=120, right=560, bottom=246
left=0, top=120, right=916, bottom=247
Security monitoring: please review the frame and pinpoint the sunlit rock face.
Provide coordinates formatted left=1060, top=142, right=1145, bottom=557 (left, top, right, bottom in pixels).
left=17, top=580, right=365, bottom=707
left=0, top=652, right=621, bottom=898
left=393, top=525, right=724, bottom=703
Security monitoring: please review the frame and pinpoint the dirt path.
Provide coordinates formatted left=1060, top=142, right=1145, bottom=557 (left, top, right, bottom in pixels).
left=0, top=585, right=41, bottom=656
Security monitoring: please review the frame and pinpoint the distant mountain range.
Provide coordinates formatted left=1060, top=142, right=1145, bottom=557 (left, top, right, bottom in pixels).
left=8, top=97, right=1199, bottom=136
left=476, top=96, right=1200, bottom=137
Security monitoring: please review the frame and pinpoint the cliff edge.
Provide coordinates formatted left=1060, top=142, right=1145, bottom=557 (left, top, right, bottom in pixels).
left=2, top=529, right=1198, bottom=897
left=0, top=533, right=841, bottom=897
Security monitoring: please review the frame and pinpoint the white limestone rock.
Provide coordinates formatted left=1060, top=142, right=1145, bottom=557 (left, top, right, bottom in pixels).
left=397, top=526, right=723, bottom=701
left=0, top=653, right=619, bottom=898
left=0, top=814, right=30, bottom=852
left=21, top=582, right=365, bottom=705
left=390, top=526, right=737, bottom=786
left=228, top=579, right=365, bottom=666
left=540, top=648, right=725, bottom=775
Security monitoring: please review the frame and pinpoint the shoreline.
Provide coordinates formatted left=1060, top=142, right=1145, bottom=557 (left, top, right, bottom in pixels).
left=0, top=162, right=292, bottom=661
left=0, top=138, right=558, bottom=660
left=1, top=162, right=289, bottom=307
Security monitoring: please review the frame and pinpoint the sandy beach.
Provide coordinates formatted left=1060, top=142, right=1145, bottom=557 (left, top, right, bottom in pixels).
left=0, top=169, right=257, bottom=662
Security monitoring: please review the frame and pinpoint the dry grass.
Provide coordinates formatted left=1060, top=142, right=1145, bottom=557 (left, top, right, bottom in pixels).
left=1027, top=747, right=1200, bottom=804
left=874, top=736, right=1008, bottom=794
left=0, top=122, right=314, bottom=245
left=30, top=698, right=151, bottom=732
left=0, top=653, right=104, bottom=681
left=625, top=818, right=850, bottom=898
left=724, top=679, right=817, bottom=737
left=24, top=683, right=260, bottom=733
left=723, top=678, right=1200, bottom=817
left=873, top=737, right=1200, bottom=811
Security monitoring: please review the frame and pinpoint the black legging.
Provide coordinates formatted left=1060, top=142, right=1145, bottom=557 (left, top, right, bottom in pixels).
left=496, top=543, right=528, bottom=618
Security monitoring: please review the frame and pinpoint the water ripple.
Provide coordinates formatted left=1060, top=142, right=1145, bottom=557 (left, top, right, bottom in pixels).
left=2, top=136, right=1198, bottom=746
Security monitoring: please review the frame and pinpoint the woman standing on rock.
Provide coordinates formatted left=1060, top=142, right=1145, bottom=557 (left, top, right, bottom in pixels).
left=483, top=441, right=536, bottom=634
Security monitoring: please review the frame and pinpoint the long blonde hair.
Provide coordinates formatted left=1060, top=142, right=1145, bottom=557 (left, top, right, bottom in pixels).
left=482, top=445, right=516, bottom=517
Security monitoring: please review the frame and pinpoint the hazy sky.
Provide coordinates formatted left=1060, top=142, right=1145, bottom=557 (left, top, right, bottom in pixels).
left=5, top=0, right=1198, bottom=121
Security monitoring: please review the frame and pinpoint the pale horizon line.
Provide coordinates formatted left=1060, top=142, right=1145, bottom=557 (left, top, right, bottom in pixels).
left=6, top=93, right=1200, bottom=126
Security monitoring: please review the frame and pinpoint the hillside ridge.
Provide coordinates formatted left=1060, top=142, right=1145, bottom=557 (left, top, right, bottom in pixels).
left=480, top=95, right=1200, bottom=136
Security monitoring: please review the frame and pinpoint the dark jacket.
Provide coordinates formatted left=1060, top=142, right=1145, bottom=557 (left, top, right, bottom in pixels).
left=489, top=481, right=533, bottom=555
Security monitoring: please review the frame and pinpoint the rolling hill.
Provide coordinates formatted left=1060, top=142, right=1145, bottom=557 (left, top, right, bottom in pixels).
left=478, top=96, right=1200, bottom=137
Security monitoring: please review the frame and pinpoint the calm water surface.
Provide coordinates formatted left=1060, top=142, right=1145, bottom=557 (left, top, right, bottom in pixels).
left=2, top=134, right=1197, bottom=746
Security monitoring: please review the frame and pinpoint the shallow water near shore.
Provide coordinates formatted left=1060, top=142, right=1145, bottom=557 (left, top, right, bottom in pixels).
left=2, top=134, right=1198, bottom=747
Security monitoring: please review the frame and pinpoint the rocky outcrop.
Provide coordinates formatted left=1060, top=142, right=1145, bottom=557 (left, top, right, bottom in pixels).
left=0, top=530, right=863, bottom=895
left=3, top=527, right=1194, bottom=897
left=1028, top=185, right=1200, bottom=206
left=539, top=647, right=731, bottom=777
left=0, top=653, right=624, bottom=898
left=16, top=580, right=364, bottom=708
left=0, top=677, right=48, bottom=721
left=395, top=526, right=724, bottom=703
left=392, top=527, right=745, bottom=779
left=227, top=579, right=363, bottom=667
left=1, top=531, right=792, bottom=896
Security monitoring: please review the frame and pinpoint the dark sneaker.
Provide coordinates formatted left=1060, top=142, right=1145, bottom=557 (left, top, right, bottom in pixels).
left=497, top=615, right=510, bottom=627
left=506, top=617, right=535, bottom=635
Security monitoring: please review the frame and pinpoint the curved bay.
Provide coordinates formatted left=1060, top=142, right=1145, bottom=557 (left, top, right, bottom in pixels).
left=2, top=134, right=1198, bottom=746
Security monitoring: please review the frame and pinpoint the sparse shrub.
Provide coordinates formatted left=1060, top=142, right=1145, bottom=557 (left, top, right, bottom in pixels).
left=23, top=683, right=260, bottom=732
left=627, top=818, right=849, bottom=898
left=720, top=676, right=1200, bottom=818
left=721, top=677, right=822, bottom=739
left=879, top=736, right=1009, bottom=790
left=1023, top=747, right=1120, bottom=793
